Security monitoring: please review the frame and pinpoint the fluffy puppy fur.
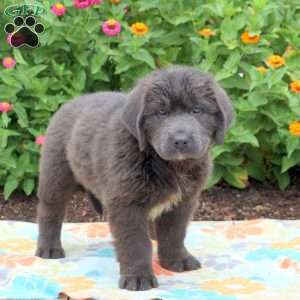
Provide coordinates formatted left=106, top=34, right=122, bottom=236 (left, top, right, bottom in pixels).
left=35, top=65, right=234, bottom=291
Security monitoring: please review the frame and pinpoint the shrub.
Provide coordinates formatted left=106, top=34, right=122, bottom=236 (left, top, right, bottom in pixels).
left=0, top=0, right=300, bottom=199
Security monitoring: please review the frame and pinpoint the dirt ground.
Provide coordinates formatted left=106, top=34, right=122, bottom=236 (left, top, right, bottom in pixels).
left=1, top=167, right=299, bottom=222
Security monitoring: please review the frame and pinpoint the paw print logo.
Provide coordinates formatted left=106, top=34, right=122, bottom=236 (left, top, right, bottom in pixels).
left=4, top=16, right=44, bottom=48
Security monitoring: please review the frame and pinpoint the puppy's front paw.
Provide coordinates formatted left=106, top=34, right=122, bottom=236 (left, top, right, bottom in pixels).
left=119, top=274, right=158, bottom=291
left=35, top=247, right=65, bottom=259
left=160, top=255, right=201, bottom=272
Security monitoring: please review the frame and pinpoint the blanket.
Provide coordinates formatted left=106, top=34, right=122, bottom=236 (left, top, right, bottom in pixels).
left=0, top=219, right=299, bottom=299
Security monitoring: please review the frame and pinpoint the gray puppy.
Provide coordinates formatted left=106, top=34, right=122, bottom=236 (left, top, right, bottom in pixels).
left=35, top=65, right=234, bottom=291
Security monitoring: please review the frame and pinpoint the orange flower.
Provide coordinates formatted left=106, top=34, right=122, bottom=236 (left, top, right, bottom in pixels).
left=111, top=0, right=120, bottom=3
left=289, top=121, right=300, bottom=136
left=290, top=80, right=300, bottom=94
left=256, top=66, right=267, bottom=74
left=266, top=54, right=285, bottom=68
left=241, top=31, right=260, bottom=44
left=198, top=28, right=215, bottom=37
left=130, top=22, right=149, bottom=36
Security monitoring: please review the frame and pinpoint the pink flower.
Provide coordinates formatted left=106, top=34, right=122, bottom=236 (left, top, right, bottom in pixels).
left=102, top=19, right=121, bottom=37
left=90, top=0, right=103, bottom=4
left=51, top=3, right=67, bottom=16
left=35, top=135, right=46, bottom=145
left=2, top=57, right=16, bottom=69
left=73, top=0, right=90, bottom=9
left=6, top=34, right=13, bottom=46
left=0, top=102, right=13, bottom=113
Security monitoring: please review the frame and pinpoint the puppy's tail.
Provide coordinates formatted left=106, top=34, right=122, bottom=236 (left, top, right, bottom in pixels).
left=87, top=192, right=103, bottom=216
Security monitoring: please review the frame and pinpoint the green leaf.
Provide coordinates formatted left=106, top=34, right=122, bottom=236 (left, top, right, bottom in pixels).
left=204, top=164, right=224, bottom=190
left=0, top=128, right=20, bottom=148
left=91, top=52, right=107, bottom=75
left=221, top=76, right=249, bottom=90
left=218, top=153, right=244, bottom=166
left=22, top=178, right=35, bottom=196
left=246, top=161, right=266, bottom=181
left=26, top=65, right=47, bottom=79
left=248, top=92, right=268, bottom=107
left=1, top=113, right=9, bottom=128
left=266, top=68, right=286, bottom=88
left=13, top=103, right=28, bottom=128
left=4, top=176, right=19, bottom=200
left=74, top=52, right=89, bottom=67
left=131, top=49, right=156, bottom=69
left=0, top=155, right=16, bottom=169
left=223, top=50, right=241, bottom=70
left=253, top=0, right=268, bottom=11
left=13, top=48, right=28, bottom=65
left=230, top=131, right=260, bottom=147
left=211, top=144, right=231, bottom=159
left=72, top=70, right=86, bottom=91
left=114, top=56, right=140, bottom=74
left=17, top=152, right=30, bottom=177
left=215, top=70, right=234, bottom=81
left=0, top=84, right=18, bottom=98
left=286, top=136, right=300, bottom=157
left=220, top=18, right=238, bottom=43
left=234, top=99, right=257, bottom=112
left=281, top=151, right=300, bottom=173
left=0, top=73, right=22, bottom=88
left=275, top=170, right=290, bottom=191
left=138, top=0, right=160, bottom=11
left=288, top=94, right=300, bottom=114
left=223, top=167, right=248, bottom=189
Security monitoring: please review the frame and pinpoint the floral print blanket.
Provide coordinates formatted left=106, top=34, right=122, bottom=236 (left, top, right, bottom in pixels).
left=0, top=219, right=299, bottom=299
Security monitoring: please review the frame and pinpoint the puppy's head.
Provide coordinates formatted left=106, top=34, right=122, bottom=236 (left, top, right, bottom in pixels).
left=122, top=66, right=235, bottom=161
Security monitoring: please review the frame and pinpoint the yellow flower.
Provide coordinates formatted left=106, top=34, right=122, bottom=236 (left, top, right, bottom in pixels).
left=241, top=31, right=260, bottom=44
left=266, top=55, right=285, bottom=68
left=130, top=22, right=149, bottom=36
left=198, top=28, right=215, bottom=37
left=290, top=80, right=300, bottom=94
left=289, top=121, right=300, bottom=136
left=256, top=66, right=267, bottom=74
left=201, top=277, right=265, bottom=296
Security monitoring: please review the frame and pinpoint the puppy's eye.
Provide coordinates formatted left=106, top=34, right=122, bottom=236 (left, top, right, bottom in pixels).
left=192, top=105, right=201, bottom=114
left=158, top=109, right=168, bottom=116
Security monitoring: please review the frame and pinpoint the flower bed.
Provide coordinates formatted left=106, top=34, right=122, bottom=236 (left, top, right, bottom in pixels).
left=0, top=0, right=299, bottom=199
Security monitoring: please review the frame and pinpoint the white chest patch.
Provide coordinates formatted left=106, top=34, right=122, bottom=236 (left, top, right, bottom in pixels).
left=148, top=192, right=183, bottom=221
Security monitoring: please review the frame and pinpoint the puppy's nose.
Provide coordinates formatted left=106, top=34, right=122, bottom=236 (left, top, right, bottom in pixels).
left=173, top=133, right=189, bottom=150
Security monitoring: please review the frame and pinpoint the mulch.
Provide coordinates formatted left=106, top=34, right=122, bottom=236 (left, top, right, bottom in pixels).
left=1, top=168, right=299, bottom=222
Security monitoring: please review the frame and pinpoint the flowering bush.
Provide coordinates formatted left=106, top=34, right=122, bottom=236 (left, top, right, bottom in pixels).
left=0, top=0, right=299, bottom=199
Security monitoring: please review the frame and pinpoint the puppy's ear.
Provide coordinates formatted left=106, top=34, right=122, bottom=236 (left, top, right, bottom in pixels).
left=121, top=84, right=147, bottom=152
left=212, top=82, right=235, bottom=144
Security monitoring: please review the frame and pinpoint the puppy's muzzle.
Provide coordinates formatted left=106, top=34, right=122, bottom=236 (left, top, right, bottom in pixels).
left=169, top=130, right=192, bottom=151
left=166, top=130, right=199, bottom=158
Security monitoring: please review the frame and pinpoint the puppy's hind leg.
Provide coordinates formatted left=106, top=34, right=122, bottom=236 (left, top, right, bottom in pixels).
left=35, top=138, right=78, bottom=259
left=87, top=191, right=103, bottom=216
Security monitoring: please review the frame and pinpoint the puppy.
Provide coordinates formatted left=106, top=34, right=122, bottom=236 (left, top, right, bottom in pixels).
left=35, top=65, right=234, bottom=291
